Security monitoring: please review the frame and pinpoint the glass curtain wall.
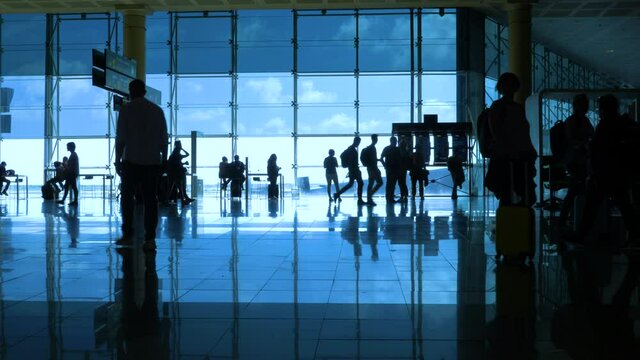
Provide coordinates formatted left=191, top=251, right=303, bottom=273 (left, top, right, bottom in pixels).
left=1, top=10, right=457, bottom=191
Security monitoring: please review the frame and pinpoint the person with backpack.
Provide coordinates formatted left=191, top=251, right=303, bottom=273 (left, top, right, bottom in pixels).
left=334, top=136, right=365, bottom=205
left=360, top=134, right=383, bottom=206
left=557, top=94, right=594, bottom=228
left=324, top=149, right=340, bottom=202
left=381, top=136, right=402, bottom=203
left=484, top=72, right=537, bottom=207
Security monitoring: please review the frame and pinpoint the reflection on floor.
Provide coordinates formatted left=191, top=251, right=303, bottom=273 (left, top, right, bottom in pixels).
left=0, top=194, right=638, bottom=359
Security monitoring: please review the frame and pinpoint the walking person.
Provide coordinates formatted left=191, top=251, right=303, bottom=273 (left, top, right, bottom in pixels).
left=57, top=142, right=79, bottom=206
left=115, top=79, right=168, bottom=251
left=335, top=136, right=365, bottom=205
left=324, top=149, right=340, bottom=202
left=360, top=134, right=383, bottom=206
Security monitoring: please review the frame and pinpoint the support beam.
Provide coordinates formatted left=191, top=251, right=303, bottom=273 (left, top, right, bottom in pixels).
left=122, top=10, right=147, bottom=81
left=507, top=2, right=532, bottom=104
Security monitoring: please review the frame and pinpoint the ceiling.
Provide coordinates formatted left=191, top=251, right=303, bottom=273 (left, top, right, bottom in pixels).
left=1, top=0, right=639, bottom=87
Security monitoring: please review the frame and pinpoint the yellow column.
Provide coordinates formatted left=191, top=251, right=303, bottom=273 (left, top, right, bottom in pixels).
left=122, top=10, right=146, bottom=81
left=507, top=2, right=532, bottom=104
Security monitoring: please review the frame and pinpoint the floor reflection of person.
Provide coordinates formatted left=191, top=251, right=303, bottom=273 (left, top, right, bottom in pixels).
left=364, top=207, right=380, bottom=261
left=117, top=248, right=168, bottom=359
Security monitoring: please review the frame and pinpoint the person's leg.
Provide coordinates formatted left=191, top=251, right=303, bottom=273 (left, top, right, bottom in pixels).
left=419, top=178, right=424, bottom=198
left=398, top=171, right=408, bottom=200
left=356, top=172, right=364, bottom=202
left=558, top=177, right=581, bottom=227
left=336, top=176, right=355, bottom=197
left=371, top=169, right=382, bottom=196
left=142, top=165, right=161, bottom=243
left=326, top=175, right=332, bottom=200
left=411, top=175, right=417, bottom=197
left=574, top=180, right=606, bottom=242
left=332, top=174, right=340, bottom=194
left=58, top=180, right=69, bottom=203
left=120, top=162, right=138, bottom=239
left=386, top=171, right=397, bottom=201
left=1, top=178, right=9, bottom=194
left=366, top=168, right=374, bottom=200
left=70, top=177, right=78, bottom=204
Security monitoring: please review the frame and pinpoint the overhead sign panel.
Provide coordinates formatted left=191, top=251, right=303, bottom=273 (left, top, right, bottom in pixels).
left=105, top=49, right=137, bottom=79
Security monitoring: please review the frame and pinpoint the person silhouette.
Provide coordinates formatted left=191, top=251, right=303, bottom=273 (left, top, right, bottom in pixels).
left=573, top=94, right=639, bottom=247
left=484, top=72, right=537, bottom=207
left=219, top=156, right=231, bottom=190
left=381, top=136, right=401, bottom=203
left=335, top=137, right=365, bottom=205
left=168, top=140, right=193, bottom=206
left=229, top=155, right=246, bottom=198
left=409, top=149, right=428, bottom=199
left=324, top=149, right=340, bottom=202
left=557, top=94, right=594, bottom=228
left=397, top=139, right=411, bottom=203
left=361, top=134, right=383, bottom=206
left=57, top=142, right=79, bottom=206
left=267, top=154, right=280, bottom=200
left=45, top=158, right=67, bottom=193
left=115, top=79, right=168, bottom=250
left=0, top=161, right=10, bottom=196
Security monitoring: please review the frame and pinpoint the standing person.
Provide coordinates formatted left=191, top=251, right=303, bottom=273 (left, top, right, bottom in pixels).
left=360, top=134, right=383, bottom=206
left=267, top=154, right=281, bottom=200
left=557, top=94, right=594, bottom=227
left=381, top=136, right=401, bottom=203
left=57, top=142, right=79, bottom=206
left=219, top=156, right=231, bottom=190
left=410, top=150, right=427, bottom=199
left=335, top=136, right=365, bottom=205
left=324, top=149, right=340, bottom=202
left=168, top=140, right=193, bottom=206
left=0, top=161, right=10, bottom=196
left=397, top=139, right=411, bottom=203
left=574, top=94, right=639, bottom=246
left=485, top=72, right=537, bottom=207
left=115, top=79, right=168, bottom=250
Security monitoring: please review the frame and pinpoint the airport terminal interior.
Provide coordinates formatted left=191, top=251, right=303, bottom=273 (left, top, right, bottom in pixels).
left=1, top=0, right=640, bottom=359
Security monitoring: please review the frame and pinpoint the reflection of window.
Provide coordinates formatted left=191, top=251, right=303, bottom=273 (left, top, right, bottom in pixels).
left=422, top=13, right=456, bottom=71
left=176, top=76, right=231, bottom=135
left=147, top=13, right=170, bottom=75
left=177, top=16, right=231, bottom=74
left=297, top=12, right=356, bottom=73
left=238, top=11, right=292, bottom=73
left=0, top=14, right=46, bottom=76
left=59, top=18, right=108, bottom=75
left=359, top=13, right=411, bottom=72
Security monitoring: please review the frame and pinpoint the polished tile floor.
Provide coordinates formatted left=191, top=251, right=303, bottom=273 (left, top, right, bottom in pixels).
left=0, top=193, right=638, bottom=359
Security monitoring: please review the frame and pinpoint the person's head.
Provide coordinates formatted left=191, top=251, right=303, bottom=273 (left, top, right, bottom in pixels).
left=598, top=94, right=619, bottom=120
left=234, top=155, right=240, bottom=161
left=0, top=161, right=5, bottom=167
left=269, top=154, right=277, bottom=162
left=390, top=136, right=398, bottom=146
left=496, top=72, right=520, bottom=98
left=371, top=134, right=378, bottom=145
left=328, top=149, right=335, bottom=157
left=174, top=140, right=182, bottom=149
left=222, top=156, right=228, bottom=162
left=67, top=142, right=76, bottom=152
left=128, top=79, right=147, bottom=99
left=573, top=94, right=589, bottom=116
left=63, top=156, right=68, bottom=163
left=353, top=136, right=361, bottom=147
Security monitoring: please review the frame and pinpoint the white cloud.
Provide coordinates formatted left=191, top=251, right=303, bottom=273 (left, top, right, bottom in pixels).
left=298, top=80, right=337, bottom=103
left=246, top=77, right=284, bottom=103
left=182, top=108, right=226, bottom=122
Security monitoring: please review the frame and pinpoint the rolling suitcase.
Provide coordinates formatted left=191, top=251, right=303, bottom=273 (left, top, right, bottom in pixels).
left=41, top=184, right=55, bottom=200
left=495, top=161, right=535, bottom=261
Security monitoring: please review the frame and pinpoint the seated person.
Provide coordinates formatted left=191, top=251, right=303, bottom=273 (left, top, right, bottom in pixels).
left=219, top=156, right=231, bottom=190
left=46, top=158, right=67, bottom=192
left=0, top=161, right=9, bottom=196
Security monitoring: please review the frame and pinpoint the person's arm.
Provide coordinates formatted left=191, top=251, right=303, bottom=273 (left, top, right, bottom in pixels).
left=158, top=108, right=169, bottom=163
left=115, top=108, right=126, bottom=166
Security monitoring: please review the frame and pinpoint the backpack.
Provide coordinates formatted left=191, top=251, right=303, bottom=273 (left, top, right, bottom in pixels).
left=549, top=120, right=567, bottom=162
left=476, top=108, right=494, bottom=158
left=360, top=146, right=374, bottom=168
left=340, top=148, right=351, bottom=168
